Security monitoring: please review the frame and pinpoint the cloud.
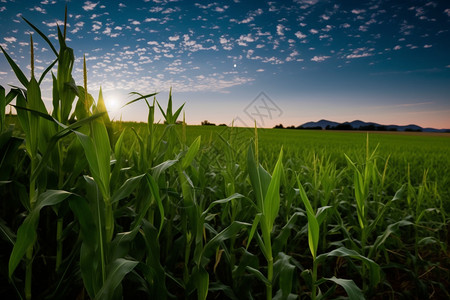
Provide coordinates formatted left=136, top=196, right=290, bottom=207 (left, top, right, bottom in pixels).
left=215, top=5, right=229, bottom=12
left=0, top=7, right=5, bottom=12
left=83, top=1, right=99, bottom=11
left=393, top=45, right=401, bottom=50
left=256, top=69, right=264, bottom=72
left=169, top=35, right=180, bottom=41
left=30, top=6, right=47, bottom=14
left=423, top=44, right=432, bottom=48
left=276, top=24, right=285, bottom=36
left=351, top=9, right=366, bottom=14
left=295, top=31, right=307, bottom=39
left=445, top=9, right=450, bottom=17
left=237, top=34, right=255, bottom=46
left=309, top=29, right=318, bottom=34
left=144, top=18, right=159, bottom=22
left=230, top=8, right=263, bottom=24
left=4, top=37, right=17, bottom=43
left=42, top=20, right=66, bottom=27
left=346, top=53, right=372, bottom=59
left=311, top=55, right=330, bottom=62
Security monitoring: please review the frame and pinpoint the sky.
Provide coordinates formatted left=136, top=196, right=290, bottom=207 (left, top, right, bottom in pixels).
left=1, top=0, right=450, bottom=129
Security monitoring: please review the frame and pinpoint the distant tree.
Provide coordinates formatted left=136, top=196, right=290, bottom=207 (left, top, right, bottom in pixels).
left=274, top=124, right=284, bottom=129
left=405, top=128, right=422, bottom=132
left=388, top=128, right=398, bottom=131
left=331, top=123, right=353, bottom=130
left=218, top=123, right=227, bottom=126
left=286, top=125, right=296, bottom=129
left=201, top=120, right=216, bottom=126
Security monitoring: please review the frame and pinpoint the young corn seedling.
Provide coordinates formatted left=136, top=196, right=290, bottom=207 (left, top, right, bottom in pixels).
left=247, top=128, right=284, bottom=300
left=297, top=176, right=380, bottom=300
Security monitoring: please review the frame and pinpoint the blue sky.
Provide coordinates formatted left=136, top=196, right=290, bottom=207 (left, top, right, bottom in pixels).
left=1, top=0, right=450, bottom=128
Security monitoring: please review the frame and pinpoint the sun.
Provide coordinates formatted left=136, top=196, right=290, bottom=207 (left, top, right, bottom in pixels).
left=106, top=96, right=121, bottom=113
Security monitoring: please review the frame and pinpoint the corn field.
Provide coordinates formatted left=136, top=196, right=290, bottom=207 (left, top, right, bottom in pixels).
left=1, top=13, right=449, bottom=300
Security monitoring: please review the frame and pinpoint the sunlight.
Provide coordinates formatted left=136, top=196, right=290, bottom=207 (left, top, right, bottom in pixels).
left=106, top=96, right=121, bottom=113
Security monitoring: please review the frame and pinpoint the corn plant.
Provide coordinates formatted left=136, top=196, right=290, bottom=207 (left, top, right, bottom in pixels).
left=246, top=129, right=284, bottom=300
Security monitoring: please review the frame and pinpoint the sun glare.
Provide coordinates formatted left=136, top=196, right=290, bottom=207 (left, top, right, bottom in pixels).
left=106, top=96, right=121, bottom=113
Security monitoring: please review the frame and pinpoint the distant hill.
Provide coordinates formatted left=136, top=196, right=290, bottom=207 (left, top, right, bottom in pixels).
left=297, top=119, right=450, bottom=132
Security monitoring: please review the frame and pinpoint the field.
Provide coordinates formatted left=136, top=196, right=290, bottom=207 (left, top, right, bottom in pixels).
left=1, top=15, right=450, bottom=300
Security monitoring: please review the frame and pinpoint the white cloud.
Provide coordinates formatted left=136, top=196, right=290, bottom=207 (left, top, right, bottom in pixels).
left=169, top=35, right=180, bottom=41
left=237, top=34, right=255, bottom=46
left=341, top=23, right=350, bottom=28
left=352, top=9, right=366, bottom=14
left=423, top=44, right=432, bottom=48
left=215, top=6, right=228, bottom=12
left=131, top=20, right=140, bottom=25
left=295, top=31, right=307, bottom=39
left=0, top=6, right=5, bottom=12
left=144, top=18, right=158, bottom=22
left=4, top=37, right=17, bottom=43
left=42, top=20, right=66, bottom=27
left=346, top=53, right=372, bottom=59
left=256, top=69, right=264, bottom=72
left=393, top=45, right=401, bottom=50
left=444, top=9, right=450, bottom=17
left=30, top=6, right=47, bottom=14
left=309, top=29, right=318, bottom=34
left=311, top=55, right=330, bottom=62
left=276, top=24, right=285, bottom=36
left=83, top=1, right=99, bottom=11
left=320, top=14, right=330, bottom=20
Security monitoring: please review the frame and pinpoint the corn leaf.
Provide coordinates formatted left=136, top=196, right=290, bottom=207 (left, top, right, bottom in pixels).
left=95, top=258, right=138, bottom=300
left=9, top=190, right=72, bottom=278
left=264, top=148, right=283, bottom=230
left=316, top=247, right=380, bottom=286
left=298, top=179, right=319, bottom=259
left=181, top=136, right=201, bottom=170
left=0, top=46, right=29, bottom=88
left=324, top=277, right=364, bottom=300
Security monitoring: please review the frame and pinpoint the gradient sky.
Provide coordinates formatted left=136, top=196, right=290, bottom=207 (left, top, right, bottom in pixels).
left=1, top=0, right=450, bottom=129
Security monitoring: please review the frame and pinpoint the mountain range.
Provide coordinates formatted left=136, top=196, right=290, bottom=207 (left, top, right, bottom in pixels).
left=298, top=119, right=450, bottom=133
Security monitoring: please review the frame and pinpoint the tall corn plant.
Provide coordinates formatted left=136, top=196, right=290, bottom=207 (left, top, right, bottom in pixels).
left=246, top=128, right=284, bottom=300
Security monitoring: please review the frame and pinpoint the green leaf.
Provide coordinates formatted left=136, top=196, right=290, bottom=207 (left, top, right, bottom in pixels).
left=152, top=159, right=178, bottom=180
left=191, top=266, right=209, bottom=300
left=247, top=143, right=271, bottom=211
left=246, top=266, right=270, bottom=285
left=273, top=252, right=296, bottom=299
left=95, top=258, right=138, bottom=300
left=145, top=174, right=165, bottom=237
left=325, top=277, right=364, bottom=300
left=297, top=178, right=319, bottom=260
left=181, top=136, right=201, bottom=170
left=9, top=190, right=72, bottom=278
left=316, top=247, right=381, bottom=286
left=0, top=85, right=5, bottom=131
left=110, top=174, right=145, bottom=204
left=247, top=213, right=262, bottom=250
left=0, top=46, right=29, bottom=88
left=264, top=148, right=283, bottom=230
left=200, top=221, right=250, bottom=266
left=22, top=17, right=58, bottom=56
left=69, top=194, right=100, bottom=298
